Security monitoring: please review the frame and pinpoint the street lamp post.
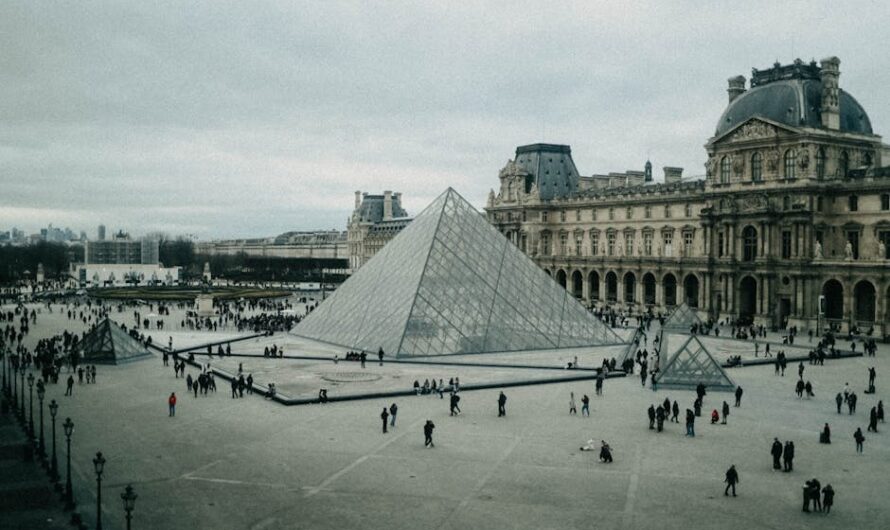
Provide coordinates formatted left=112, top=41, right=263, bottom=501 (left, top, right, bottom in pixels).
left=93, top=451, right=106, bottom=530
left=63, top=417, right=75, bottom=510
left=19, top=365, right=26, bottom=420
left=27, top=373, right=35, bottom=438
left=36, top=379, right=46, bottom=458
left=120, top=484, right=137, bottom=530
left=49, top=399, right=59, bottom=483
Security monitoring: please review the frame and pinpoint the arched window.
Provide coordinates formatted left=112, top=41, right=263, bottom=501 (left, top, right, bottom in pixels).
left=751, top=152, right=763, bottom=181
left=840, top=151, right=849, bottom=177
left=720, top=156, right=731, bottom=184
left=815, top=147, right=826, bottom=179
left=784, top=150, right=796, bottom=179
left=742, top=226, right=758, bottom=261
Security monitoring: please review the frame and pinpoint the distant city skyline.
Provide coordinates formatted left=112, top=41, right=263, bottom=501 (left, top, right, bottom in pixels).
left=2, top=2, right=889, bottom=239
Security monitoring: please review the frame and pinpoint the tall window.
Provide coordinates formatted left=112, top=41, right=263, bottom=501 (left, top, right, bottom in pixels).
left=849, top=195, right=859, bottom=212
left=541, top=211, right=549, bottom=223
left=742, top=226, right=758, bottom=261
left=751, top=152, right=763, bottom=181
left=645, top=205, right=652, bottom=219
left=817, top=197, right=824, bottom=212
left=720, top=156, right=731, bottom=184
left=718, top=232, right=725, bottom=257
left=783, top=196, right=791, bottom=211
left=559, top=233, right=567, bottom=255
left=882, top=194, right=890, bottom=211
left=683, top=231, right=694, bottom=255
left=625, top=233, right=634, bottom=256
left=574, top=234, right=582, bottom=256
left=840, top=151, right=850, bottom=177
left=644, top=232, right=653, bottom=256
left=784, top=149, right=797, bottom=179
left=590, top=232, right=599, bottom=256
left=816, top=147, right=826, bottom=179
left=607, top=232, right=616, bottom=256
left=663, top=232, right=673, bottom=257
left=560, top=210, right=566, bottom=222
left=521, top=210, right=527, bottom=222
left=542, top=233, right=551, bottom=255
left=782, top=231, right=792, bottom=259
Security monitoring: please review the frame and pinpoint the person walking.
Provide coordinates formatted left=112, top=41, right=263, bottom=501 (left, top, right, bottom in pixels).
left=581, top=394, right=590, bottom=417
left=724, top=465, right=739, bottom=497
left=568, top=392, right=577, bottom=415
left=868, top=406, right=878, bottom=433
left=734, top=386, right=743, bottom=407
left=389, top=403, right=398, bottom=428
left=685, top=409, right=695, bottom=437
left=854, top=427, right=865, bottom=453
left=168, top=392, right=177, bottom=417
left=721, top=401, right=730, bottom=425
left=820, top=423, right=831, bottom=444
left=381, top=407, right=389, bottom=433
left=498, top=391, right=507, bottom=417
left=65, top=375, right=74, bottom=396
left=423, top=420, right=435, bottom=447
left=835, top=393, right=843, bottom=414
left=771, top=438, right=783, bottom=470
left=783, top=441, right=795, bottom=472
left=647, top=405, right=656, bottom=430
left=822, top=484, right=834, bottom=514
left=671, top=400, right=680, bottom=423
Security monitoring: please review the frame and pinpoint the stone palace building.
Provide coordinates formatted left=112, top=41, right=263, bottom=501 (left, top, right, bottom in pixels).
left=486, top=57, right=890, bottom=335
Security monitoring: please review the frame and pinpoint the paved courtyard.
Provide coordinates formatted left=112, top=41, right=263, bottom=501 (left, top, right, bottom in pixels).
left=3, top=302, right=889, bottom=529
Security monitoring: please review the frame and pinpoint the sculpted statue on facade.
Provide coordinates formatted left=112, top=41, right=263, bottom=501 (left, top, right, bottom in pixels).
left=845, top=241, right=854, bottom=260
left=766, top=148, right=780, bottom=171
left=814, top=240, right=823, bottom=259
left=487, top=189, right=496, bottom=208
left=798, top=148, right=810, bottom=170
left=879, top=241, right=886, bottom=261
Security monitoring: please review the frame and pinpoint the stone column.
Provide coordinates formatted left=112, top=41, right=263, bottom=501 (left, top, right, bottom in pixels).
left=581, top=273, right=589, bottom=305
left=655, top=280, right=663, bottom=308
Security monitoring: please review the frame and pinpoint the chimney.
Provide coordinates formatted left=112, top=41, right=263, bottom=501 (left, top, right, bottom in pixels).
left=393, top=192, right=402, bottom=214
left=354, top=190, right=362, bottom=210
left=663, top=167, right=684, bottom=184
left=820, top=56, right=840, bottom=130
left=727, top=75, right=746, bottom=103
left=383, top=190, right=393, bottom=221
left=644, top=160, right=653, bottom=182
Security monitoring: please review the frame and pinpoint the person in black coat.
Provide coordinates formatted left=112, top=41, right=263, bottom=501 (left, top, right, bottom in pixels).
left=734, top=386, right=743, bottom=407
left=498, top=391, right=507, bottom=417
left=783, top=441, right=795, bottom=471
left=771, top=438, right=783, bottom=469
left=647, top=405, right=656, bottom=430
left=721, top=401, right=730, bottom=425
left=822, top=484, right=835, bottom=514
left=724, top=465, right=739, bottom=496
left=380, top=407, right=389, bottom=433
left=423, top=420, right=435, bottom=447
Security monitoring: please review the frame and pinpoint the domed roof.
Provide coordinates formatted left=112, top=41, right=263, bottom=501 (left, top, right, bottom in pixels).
left=715, top=78, right=872, bottom=137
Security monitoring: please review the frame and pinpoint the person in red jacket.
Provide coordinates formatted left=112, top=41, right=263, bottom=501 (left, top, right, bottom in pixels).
left=169, top=392, right=177, bottom=417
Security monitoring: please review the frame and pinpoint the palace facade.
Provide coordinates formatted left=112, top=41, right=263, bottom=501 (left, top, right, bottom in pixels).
left=486, top=57, right=890, bottom=335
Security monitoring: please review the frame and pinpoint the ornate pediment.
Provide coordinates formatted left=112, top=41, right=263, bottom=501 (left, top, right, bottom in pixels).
left=738, top=193, right=769, bottom=213
left=499, top=160, right=530, bottom=179
left=728, top=120, right=778, bottom=142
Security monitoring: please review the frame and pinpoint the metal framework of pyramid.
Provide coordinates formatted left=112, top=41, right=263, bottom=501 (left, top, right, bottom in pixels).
left=654, top=334, right=735, bottom=391
left=294, top=188, right=623, bottom=357
left=78, top=319, right=152, bottom=364
left=662, top=302, right=703, bottom=331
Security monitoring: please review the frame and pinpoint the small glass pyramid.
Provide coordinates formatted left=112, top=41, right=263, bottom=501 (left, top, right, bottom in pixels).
left=79, top=319, right=152, bottom=364
left=662, top=302, right=703, bottom=331
left=655, top=334, right=736, bottom=391
left=295, top=188, right=622, bottom=357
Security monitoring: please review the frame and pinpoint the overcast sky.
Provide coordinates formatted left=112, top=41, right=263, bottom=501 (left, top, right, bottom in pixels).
left=2, top=1, right=889, bottom=240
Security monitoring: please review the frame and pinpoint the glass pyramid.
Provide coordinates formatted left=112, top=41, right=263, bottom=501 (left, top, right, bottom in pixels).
left=662, top=302, right=703, bottom=331
left=79, top=319, right=152, bottom=364
left=655, top=334, right=736, bottom=391
left=295, top=188, right=622, bottom=357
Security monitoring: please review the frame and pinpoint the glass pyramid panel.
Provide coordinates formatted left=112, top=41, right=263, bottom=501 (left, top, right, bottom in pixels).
left=662, top=302, right=703, bottom=331
left=655, top=335, right=736, bottom=391
left=294, top=188, right=624, bottom=357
